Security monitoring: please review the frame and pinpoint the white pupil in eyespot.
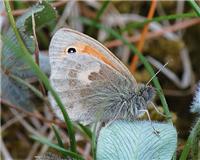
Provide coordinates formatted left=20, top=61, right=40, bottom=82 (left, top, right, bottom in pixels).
left=67, top=48, right=76, bottom=53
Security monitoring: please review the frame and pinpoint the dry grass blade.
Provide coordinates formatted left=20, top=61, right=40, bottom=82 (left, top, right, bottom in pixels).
left=105, top=18, right=200, bottom=48
left=130, top=0, right=157, bottom=73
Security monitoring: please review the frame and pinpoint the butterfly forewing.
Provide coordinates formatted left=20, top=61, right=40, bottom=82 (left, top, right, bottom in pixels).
left=49, top=52, right=134, bottom=124
left=49, top=28, right=137, bottom=84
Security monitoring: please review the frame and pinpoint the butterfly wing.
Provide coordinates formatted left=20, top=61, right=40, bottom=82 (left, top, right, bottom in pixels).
left=49, top=28, right=137, bottom=84
left=49, top=53, right=134, bottom=124
left=49, top=28, right=135, bottom=124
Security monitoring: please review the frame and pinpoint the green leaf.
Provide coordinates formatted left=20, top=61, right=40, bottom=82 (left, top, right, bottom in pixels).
left=52, top=124, right=70, bottom=158
left=75, top=123, right=92, bottom=140
left=97, top=120, right=177, bottom=160
left=188, top=0, right=200, bottom=17
left=1, top=1, right=56, bottom=110
left=24, top=1, right=57, bottom=32
left=52, top=124, right=65, bottom=148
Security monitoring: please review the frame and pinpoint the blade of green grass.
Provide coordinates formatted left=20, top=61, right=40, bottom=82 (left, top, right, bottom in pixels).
left=179, top=118, right=200, bottom=160
left=75, top=123, right=92, bottom=140
left=122, top=12, right=197, bottom=31
left=31, top=135, right=84, bottom=160
left=88, top=0, right=110, bottom=34
left=95, top=0, right=110, bottom=21
left=2, top=35, right=45, bottom=101
left=191, top=118, right=200, bottom=159
left=52, top=124, right=65, bottom=147
left=4, top=0, right=77, bottom=152
left=52, top=124, right=65, bottom=148
left=92, top=124, right=97, bottom=160
left=179, top=134, right=192, bottom=160
left=52, top=124, right=67, bottom=157
left=188, top=0, right=200, bottom=17
left=91, top=110, right=105, bottom=160
left=9, top=74, right=45, bottom=100
left=80, top=17, right=172, bottom=122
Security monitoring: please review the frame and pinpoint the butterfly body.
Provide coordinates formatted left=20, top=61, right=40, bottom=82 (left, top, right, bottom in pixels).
left=49, top=28, right=155, bottom=124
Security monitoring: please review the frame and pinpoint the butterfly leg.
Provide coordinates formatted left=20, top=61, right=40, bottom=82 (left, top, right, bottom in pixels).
left=105, top=102, right=126, bottom=127
left=150, top=102, right=167, bottom=117
left=139, top=109, right=160, bottom=136
left=150, top=102, right=172, bottom=120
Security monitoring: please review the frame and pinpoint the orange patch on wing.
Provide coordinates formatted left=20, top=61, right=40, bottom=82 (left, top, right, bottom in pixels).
left=74, top=43, right=115, bottom=69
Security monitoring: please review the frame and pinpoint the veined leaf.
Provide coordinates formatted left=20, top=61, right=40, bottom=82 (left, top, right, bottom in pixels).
left=97, top=120, right=177, bottom=160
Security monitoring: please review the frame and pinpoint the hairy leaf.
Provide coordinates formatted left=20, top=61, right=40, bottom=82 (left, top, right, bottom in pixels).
left=1, top=1, right=56, bottom=110
left=97, top=120, right=177, bottom=160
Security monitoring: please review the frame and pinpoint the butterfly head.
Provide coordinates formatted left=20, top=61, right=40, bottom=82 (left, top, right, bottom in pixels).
left=135, top=84, right=155, bottom=102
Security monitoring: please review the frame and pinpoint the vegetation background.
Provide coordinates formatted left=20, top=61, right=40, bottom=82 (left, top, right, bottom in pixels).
left=1, top=0, right=200, bottom=160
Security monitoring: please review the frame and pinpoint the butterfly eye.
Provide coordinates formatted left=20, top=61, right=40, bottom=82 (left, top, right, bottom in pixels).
left=67, top=47, right=76, bottom=54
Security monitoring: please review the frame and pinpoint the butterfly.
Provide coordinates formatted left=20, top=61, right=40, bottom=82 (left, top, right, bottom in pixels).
left=48, top=28, right=155, bottom=125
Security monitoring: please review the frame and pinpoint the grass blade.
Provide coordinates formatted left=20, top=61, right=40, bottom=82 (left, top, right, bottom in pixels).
left=88, top=0, right=110, bottom=34
left=179, top=134, right=192, bottom=160
left=52, top=124, right=67, bottom=157
left=75, top=123, right=92, bottom=140
left=52, top=124, right=65, bottom=148
left=122, top=12, right=197, bottom=31
left=95, top=0, right=110, bottom=21
left=9, top=74, right=45, bottom=100
left=188, top=0, right=200, bottom=17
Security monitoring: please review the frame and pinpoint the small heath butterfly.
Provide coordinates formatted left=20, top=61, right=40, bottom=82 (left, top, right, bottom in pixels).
left=48, top=28, right=155, bottom=125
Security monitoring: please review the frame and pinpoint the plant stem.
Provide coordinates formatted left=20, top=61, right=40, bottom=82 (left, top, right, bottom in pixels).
left=88, top=0, right=110, bottom=34
left=130, top=0, right=157, bottom=73
left=123, top=12, right=197, bottom=31
left=188, top=0, right=200, bottom=17
left=95, top=0, right=110, bottom=21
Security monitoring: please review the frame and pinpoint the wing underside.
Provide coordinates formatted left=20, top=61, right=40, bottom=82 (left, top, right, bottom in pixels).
left=49, top=54, right=133, bottom=124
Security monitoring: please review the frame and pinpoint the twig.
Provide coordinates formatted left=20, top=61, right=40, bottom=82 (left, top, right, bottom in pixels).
left=52, top=1, right=68, bottom=8
left=130, top=0, right=157, bottom=73
left=147, top=48, right=193, bottom=89
left=1, top=114, right=27, bottom=131
left=0, top=138, right=13, bottom=160
left=83, top=143, right=92, bottom=160
left=157, top=1, right=170, bottom=27
left=10, top=108, right=43, bottom=137
left=1, top=99, right=66, bottom=128
left=32, top=13, right=39, bottom=65
left=32, top=13, right=46, bottom=95
left=53, top=0, right=76, bottom=33
left=37, top=130, right=55, bottom=156
left=26, top=125, right=49, bottom=160
left=105, top=18, right=200, bottom=48
left=175, top=1, right=185, bottom=36
left=26, top=142, right=41, bottom=160
left=1, top=1, right=67, bottom=16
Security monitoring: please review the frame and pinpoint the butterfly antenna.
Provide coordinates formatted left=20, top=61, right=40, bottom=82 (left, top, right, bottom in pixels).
left=146, top=61, right=169, bottom=86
